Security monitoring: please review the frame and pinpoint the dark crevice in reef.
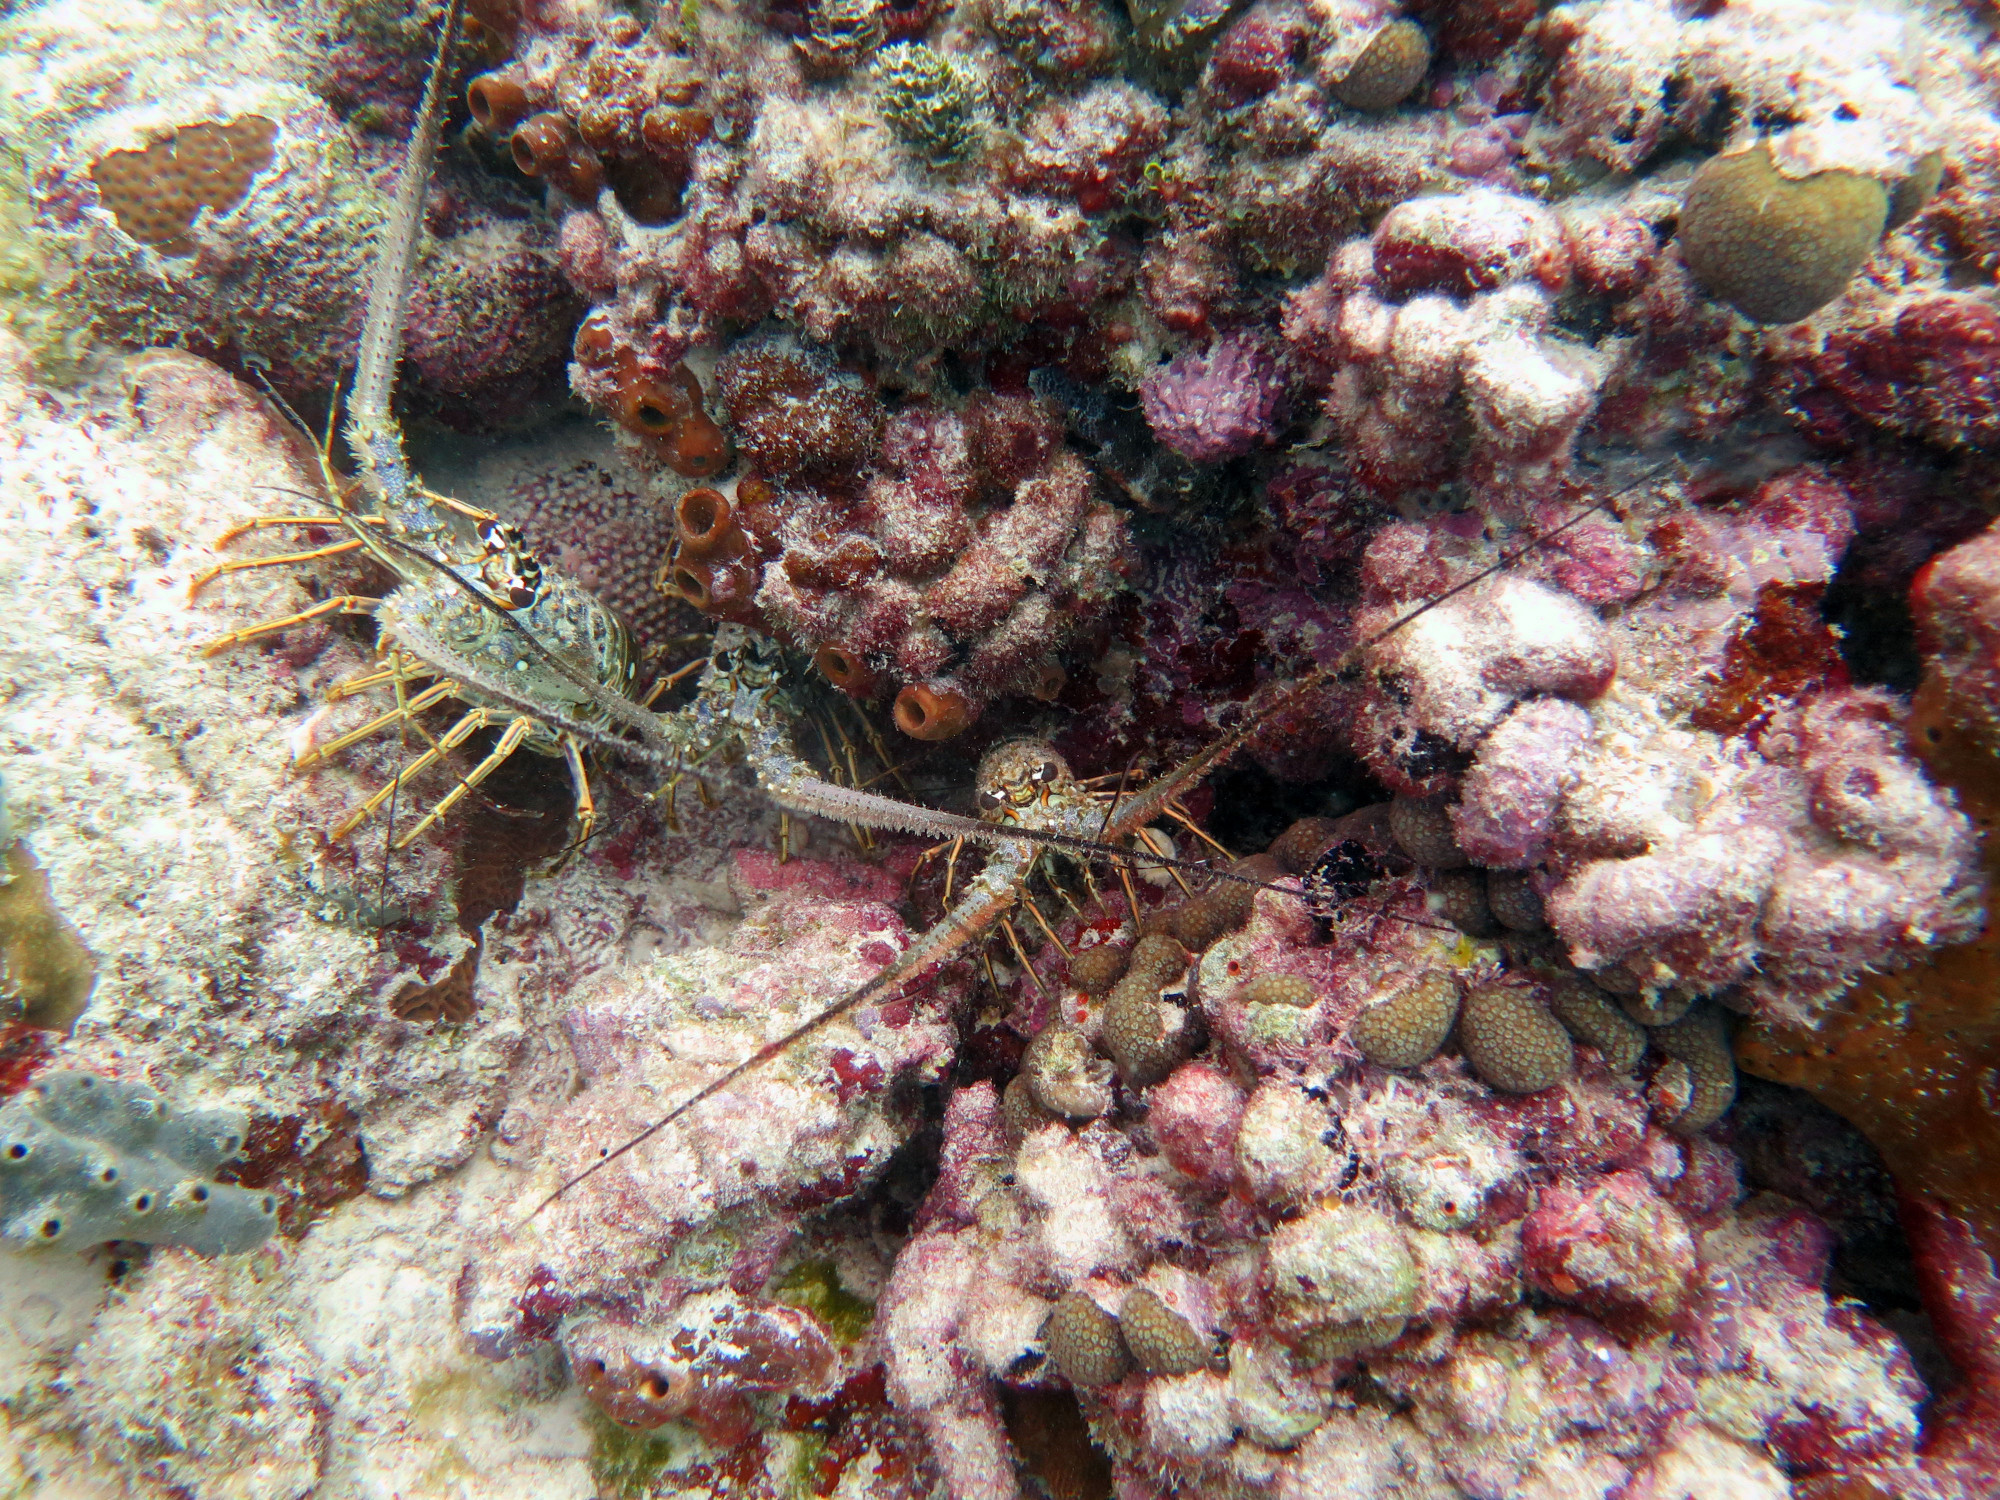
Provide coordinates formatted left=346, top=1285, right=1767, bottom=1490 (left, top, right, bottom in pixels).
left=1001, top=1386, right=1115, bottom=1500
left=1721, top=1077, right=1953, bottom=1397
left=867, top=1082, right=950, bottom=1243
left=1822, top=550, right=1925, bottom=693
left=447, top=726, right=577, bottom=936
left=1203, top=757, right=1386, bottom=858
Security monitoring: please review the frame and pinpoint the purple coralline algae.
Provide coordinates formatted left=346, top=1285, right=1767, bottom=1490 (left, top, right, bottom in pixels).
left=458, top=853, right=964, bottom=1365
left=1139, top=333, right=1289, bottom=463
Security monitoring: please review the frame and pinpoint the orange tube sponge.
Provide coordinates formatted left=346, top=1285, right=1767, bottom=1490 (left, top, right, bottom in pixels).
left=662, top=555, right=760, bottom=624
left=510, top=112, right=605, bottom=201
left=674, top=488, right=737, bottom=558
left=611, top=355, right=733, bottom=478
left=892, top=683, right=971, bottom=740
left=669, top=408, right=731, bottom=477
left=814, top=644, right=881, bottom=699
left=466, top=70, right=534, bottom=133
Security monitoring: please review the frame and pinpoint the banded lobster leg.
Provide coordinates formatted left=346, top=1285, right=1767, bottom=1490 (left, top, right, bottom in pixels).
left=196, top=595, right=379, bottom=656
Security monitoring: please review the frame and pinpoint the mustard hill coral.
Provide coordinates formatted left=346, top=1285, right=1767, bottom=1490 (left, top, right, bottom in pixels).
left=1677, top=143, right=1890, bottom=324
left=1348, top=969, right=1457, bottom=1068
left=1327, top=18, right=1431, bottom=112
left=1044, top=1290, right=1130, bottom=1387
left=88, top=115, right=277, bottom=257
left=1100, top=968, right=1192, bottom=1087
left=1648, top=1004, right=1738, bottom=1134
left=1547, top=975, right=1647, bottom=1074
left=1067, top=944, right=1128, bottom=995
left=1456, top=981, right=1573, bottom=1094
left=1119, top=1287, right=1211, bottom=1377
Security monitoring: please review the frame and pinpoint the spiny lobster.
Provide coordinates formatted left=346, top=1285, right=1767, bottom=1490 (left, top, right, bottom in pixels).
left=188, top=0, right=1662, bottom=1219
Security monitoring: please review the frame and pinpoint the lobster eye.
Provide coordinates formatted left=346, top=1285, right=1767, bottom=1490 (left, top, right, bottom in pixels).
left=508, top=584, right=536, bottom=608
left=977, top=787, right=1005, bottom=809
left=1036, top=760, right=1059, bottom=783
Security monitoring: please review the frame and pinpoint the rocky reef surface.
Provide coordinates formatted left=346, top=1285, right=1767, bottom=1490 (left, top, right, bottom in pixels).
left=1, top=0, right=1999, bottom=1496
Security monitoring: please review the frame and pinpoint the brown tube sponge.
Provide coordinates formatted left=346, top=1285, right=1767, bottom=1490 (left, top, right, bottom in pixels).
left=893, top=683, right=971, bottom=740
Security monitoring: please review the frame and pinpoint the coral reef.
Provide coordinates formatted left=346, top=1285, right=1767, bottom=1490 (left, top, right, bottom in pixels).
left=1736, top=584, right=2000, bottom=1496
left=6, top=0, right=2000, bottom=1494
left=1139, top=333, right=1289, bottom=464
left=1319, top=467, right=1987, bottom=1029
left=456, top=852, right=964, bottom=1366
left=877, top=1023, right=1928, bottom=1499
left=1677, top=144, right=1891, bottom=325
left=657, top=348, right=1134, bottom=734
left=1282, top=188, right=1612, bottom=496
left=0, top=0, right=579, bottom=407
left=0, top=335, right=956, bottom=1493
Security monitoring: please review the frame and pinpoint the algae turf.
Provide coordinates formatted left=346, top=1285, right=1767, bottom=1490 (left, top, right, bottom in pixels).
left=771, top=1257, right=876, bottom=1346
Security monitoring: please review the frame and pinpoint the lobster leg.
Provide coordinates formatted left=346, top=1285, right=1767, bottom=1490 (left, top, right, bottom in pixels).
left=392, top=713, right=537, bottom=848
left=188, top=537, right=370, bottom=599
left=562, top=733, right=597, bottom=856
left=294, top=677, right=460, bottom=770
left=327, top=704, right=493, bottom=843
left=197, top=595, right=379, bottom=656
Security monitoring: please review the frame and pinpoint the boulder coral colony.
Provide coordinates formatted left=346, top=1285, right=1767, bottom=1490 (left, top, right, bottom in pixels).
left=0, top=0, right=1998, bottom=1495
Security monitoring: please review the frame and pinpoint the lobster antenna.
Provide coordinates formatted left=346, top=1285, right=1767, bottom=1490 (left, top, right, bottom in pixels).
left=529, top=464, right=1681, bottom=1213
left=345, top=0, right=466, bottom=542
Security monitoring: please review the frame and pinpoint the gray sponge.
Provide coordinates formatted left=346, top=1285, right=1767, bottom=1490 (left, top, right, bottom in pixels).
left=0, top=1072, right=277, bottom=1255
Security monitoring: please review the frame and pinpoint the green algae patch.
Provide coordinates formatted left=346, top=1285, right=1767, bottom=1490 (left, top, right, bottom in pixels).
left=773, top=1258, right=875, bottom=1345
left=781, top=1429, right=830, bottom=1500
left=590, top=1411, right=692, bottom=1499
left=0, top=147, right=91, bottom=385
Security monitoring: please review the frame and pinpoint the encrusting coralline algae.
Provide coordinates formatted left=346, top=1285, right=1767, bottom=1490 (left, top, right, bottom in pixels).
left=0, top=0, right=1999, bottom=1496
